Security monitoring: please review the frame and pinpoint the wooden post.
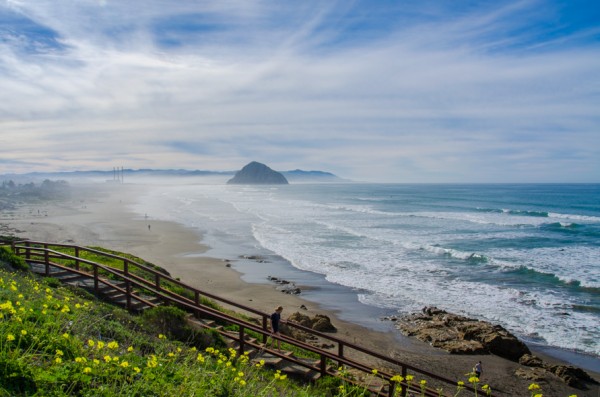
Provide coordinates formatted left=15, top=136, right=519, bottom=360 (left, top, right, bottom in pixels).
left=126, top=280, right=131, bottom=311
left=123, top=260, right=129, bottom=276
left=44, top=249, right=50, bottom=276
left=75, top=247, right=80, bottom=271
left=388, top=380, right=396, bottom=397
left=194, top=291, right=200, bottom=318
left=401, top=366, right=408, bottom=397
left=238, top=327, right=245, bottom=357
left=319, top=353, right=327, bottom=376
left=338, top=343, right=344, bottom=368
left=94, top=266, right=99, bottom=293
left=262, top=316, right=268, bottom=344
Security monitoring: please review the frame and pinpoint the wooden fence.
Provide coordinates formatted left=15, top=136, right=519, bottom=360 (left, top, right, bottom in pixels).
left=4, top=240, right=493, bottom=397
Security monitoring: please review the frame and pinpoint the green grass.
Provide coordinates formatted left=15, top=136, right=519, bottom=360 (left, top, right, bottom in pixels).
left=0, top=266, right=321, bottom=396
left=0, top=244, right=576, bottom=397
left=0, top=250, right=382, bottom=396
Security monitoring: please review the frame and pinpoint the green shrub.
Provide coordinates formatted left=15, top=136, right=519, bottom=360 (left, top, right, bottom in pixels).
left=141, top=305, right=225, bottom=349
left=44, top=277, right=62, bottom=288
left=0, top=351, right=37, bottom=395
left=0, top=246, right=29, bottom=271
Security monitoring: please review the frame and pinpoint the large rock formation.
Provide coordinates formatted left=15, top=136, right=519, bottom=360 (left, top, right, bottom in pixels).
left=227, top=162, right=288, bottom=185
left=518, top=354, right=599, bottom=389
left=394, top=306, right=530, bottom=361
left=391, top=307, right=598, bottom=389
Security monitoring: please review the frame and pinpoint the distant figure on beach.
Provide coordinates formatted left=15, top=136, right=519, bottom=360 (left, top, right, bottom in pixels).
left=148, top=224, right=151, bottom=231
left=269, top=306, right=283, bottom=351
left=474, top=361, right=482, bottom=378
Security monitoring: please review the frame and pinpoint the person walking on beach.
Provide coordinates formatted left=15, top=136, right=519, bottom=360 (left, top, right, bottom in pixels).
left=474, top=361, right=482, bottom=379
left=269, top=306, right=283, bottom=351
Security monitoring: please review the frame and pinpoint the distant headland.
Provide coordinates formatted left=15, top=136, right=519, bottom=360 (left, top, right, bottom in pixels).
left=1, top=165, right=346, bottom=184
left=227, top=161, right=288, bottom=185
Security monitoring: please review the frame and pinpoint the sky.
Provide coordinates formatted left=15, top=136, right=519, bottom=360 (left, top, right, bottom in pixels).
left=1, top=0, right=599, bottom=183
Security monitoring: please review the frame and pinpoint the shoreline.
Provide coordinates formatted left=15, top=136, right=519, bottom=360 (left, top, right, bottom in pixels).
left=2, top=182, right=598, bottom=396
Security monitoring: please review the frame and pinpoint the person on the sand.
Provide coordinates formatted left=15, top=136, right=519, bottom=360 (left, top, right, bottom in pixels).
left=474, top=361, right=482, bottom=379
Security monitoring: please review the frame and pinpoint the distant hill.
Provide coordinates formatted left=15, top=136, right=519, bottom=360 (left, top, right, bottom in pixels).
left=282, top=169, right=342, bottom=183
left=227, top=162, right=288, bottom=185
left=1, top=167, right=346, bottom=183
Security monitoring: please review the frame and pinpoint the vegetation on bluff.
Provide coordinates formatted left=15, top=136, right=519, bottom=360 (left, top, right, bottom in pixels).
left=0, top=246, right=582, bottom=397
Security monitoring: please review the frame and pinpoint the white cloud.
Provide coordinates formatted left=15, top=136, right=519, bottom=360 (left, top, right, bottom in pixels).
left=0, top=0, right=598, bottom=182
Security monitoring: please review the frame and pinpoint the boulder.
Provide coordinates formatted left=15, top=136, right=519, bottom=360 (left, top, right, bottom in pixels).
left=312, top=314, right=337, bottom=332
left=287, top=312, right=337, bottom=333
left=547, top=365, right=599, bottom=389
left=519, top=354, right=544, bottom=368
left=515, top=367, right=547, bottom=382
left=287, top=312, right=312, bottom=328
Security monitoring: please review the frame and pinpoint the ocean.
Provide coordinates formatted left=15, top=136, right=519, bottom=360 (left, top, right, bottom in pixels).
left=130, top=182, right=600, bottom=366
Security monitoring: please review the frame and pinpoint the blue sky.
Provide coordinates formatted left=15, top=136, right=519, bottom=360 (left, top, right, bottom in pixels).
left=1, top=0, right=599, bottom=182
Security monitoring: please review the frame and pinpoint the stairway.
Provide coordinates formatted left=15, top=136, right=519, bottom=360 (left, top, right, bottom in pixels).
left=188, top=316, right=324, bottom=383
left=29, top=262, right=161, bottom=312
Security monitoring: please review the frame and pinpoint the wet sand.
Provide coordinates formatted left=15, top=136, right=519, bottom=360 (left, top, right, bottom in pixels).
left=1, top=182, right=598, bottom=397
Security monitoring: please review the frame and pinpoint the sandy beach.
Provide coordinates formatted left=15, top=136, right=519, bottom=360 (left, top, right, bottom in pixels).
left=1, top=182, right=598, bottom=397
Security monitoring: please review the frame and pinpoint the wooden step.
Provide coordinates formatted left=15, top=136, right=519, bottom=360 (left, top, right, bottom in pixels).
left=59, top=274, right=90, bottom=284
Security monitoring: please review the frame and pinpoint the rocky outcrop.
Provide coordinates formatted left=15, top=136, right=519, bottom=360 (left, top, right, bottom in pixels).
left=227, top=162, right=288, bottom=185
left=279, top=312, right=336, bottom=345
left=518, top=354, right=599, bottom=389
left=394, top=306, right=530, bottom=361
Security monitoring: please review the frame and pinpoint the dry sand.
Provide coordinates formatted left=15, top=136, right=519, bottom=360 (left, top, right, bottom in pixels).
left=1, top=182, right=598, bottom=397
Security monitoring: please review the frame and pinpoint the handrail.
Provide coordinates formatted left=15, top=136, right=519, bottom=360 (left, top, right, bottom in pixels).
left=8, top=240, right=494, bottom=397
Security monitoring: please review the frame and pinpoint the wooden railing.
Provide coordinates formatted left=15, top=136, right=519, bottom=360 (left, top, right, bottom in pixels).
left=4, top=240, right=494, bottom=397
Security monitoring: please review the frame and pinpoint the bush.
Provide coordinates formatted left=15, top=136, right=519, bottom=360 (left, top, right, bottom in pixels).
left=141, top=305, right=225, bottom=349
left=0, top=351, right=37, bottom=395
left=0, top=246, right=29, bottom=271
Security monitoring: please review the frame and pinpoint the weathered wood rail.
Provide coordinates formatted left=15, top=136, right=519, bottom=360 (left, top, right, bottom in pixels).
left=4, top=240, right=494, bottom=397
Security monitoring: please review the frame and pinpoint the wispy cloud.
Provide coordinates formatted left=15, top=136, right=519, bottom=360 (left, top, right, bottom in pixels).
left=1, top=0, right=598, bottom=182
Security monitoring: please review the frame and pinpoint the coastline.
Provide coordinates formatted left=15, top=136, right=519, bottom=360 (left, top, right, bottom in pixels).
left=2, top=182, right=598, bottom=396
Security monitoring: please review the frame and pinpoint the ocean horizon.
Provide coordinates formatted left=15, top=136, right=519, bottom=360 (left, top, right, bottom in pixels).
left=130, top=182, right=599, bottom=368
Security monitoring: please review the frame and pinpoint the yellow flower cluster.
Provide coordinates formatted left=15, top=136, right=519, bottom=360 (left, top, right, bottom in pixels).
left=274, top=370, right=287, bottom=381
